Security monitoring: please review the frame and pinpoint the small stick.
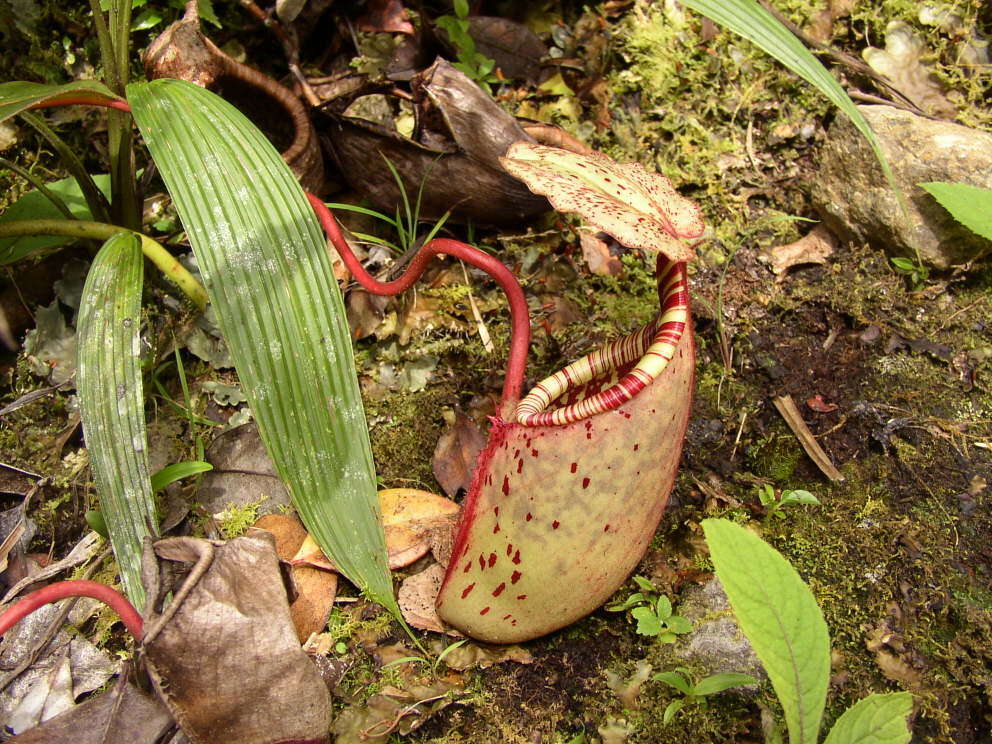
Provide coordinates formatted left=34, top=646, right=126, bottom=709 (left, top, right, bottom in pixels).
left=773, top=394, right=845, bottom=481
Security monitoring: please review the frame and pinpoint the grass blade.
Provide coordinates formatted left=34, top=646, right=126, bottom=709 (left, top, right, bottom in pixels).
left=680, top=1, right=898, bottom=198
left=127, top=79, right=398, bottom=617
left=77, top=232, right=156, bottom=605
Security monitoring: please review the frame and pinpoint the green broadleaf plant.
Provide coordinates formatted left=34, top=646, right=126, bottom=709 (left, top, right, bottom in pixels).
left=918, top=182, right=992, bottom=243
left=702, top=518, right=913, bottom=744
left=76, top=232, right=156, bottom=605
left=653, top=667, right=758, bottom=723
left=127, top=79, right=399, bottom=619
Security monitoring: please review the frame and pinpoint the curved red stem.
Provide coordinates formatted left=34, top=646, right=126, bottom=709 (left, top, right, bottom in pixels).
left=0, top=580, right=143, bottom=641
left=307, top=193, right=530, bottom=411
left=29, top=97, right=533, bottom=409
left=27, top=97, right=132, bottom=113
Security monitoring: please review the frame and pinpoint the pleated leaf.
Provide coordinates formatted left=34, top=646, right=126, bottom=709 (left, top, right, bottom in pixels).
left=680, top=0, right=895, bottom=187
left=127, top=79, right=397, bottom=616
left=702, top=519, right=830, bottom=744
left=0, top=80, right=122, bottom=124
left=77, top=232, right=156, bottom=606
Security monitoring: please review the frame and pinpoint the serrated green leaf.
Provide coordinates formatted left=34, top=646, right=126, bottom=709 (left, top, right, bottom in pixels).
left=0, top=173, right=112, bottom=265
left=702, top=519, right=830, bottom=744
left=150, top=460, right=213, bottom=493
left=652, top=671, right=693, bottom=695
left=680, top=0, right=897, bottom=205
left=633, top=575, right=656, bottom=592
left=822, top=692, right=913, bottom=744
left=693, top=673, right=759, bottom=697
left=666, top=615, right=693, bottom=634
left=918, top=182, right=992, bottom=243
left=0, top=80, right=121, bottom=124
left=76, top=232, right=156, bottom=605
left=631, top=606, right=662, bottom=636
left=655, top=594, right=672, bottom=619
left=127, top=79, right=397, bottom=617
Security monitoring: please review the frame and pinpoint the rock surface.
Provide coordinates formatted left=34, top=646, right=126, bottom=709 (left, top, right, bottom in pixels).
left=674, top=578, right=764, bottom=681
left=811, top=105, right=992, bottom=269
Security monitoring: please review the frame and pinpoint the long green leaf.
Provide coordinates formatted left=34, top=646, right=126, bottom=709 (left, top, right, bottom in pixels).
left=127, top=79, right=397, bottom=617
left=823, top=692, right=913, bottom=744
left=77, top=232, right=157, bottom=606
left=679, top=1, right=898, bottom=196
left=918, top=182, right=992, bottom=243
left=702, top=519, right=830, bottom=744
left=0, top=81, right=122, bottom=124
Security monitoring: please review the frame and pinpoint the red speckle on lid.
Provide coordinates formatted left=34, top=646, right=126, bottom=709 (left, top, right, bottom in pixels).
left=502, top=614, right=512, bottom=620
left=570, top=462, right=577, bottom=473
left=494, top=506, right=499, bottom=516
left=633, top=443, right=639, bottom=451
left=512, top=550, right=521, bottom=564
left=516, top=595, right=527, bottom=600
left=514, top=449, right=520, bottom=458
left=461, top=583, right=475, bottom=599
left=552, top=520, right=560, bottom=529
left=511, top=570, right=522, bottom=584
left=623, top=412, right=632, bottom=419
left=517, top=459, right=523, bottom=473
left=493, top=582, right=506, bottom=597
left=585, top=421, right=592, bottom=430
left=478, top=555, right=485, bottom=571
left=586, top=433, right=592, bottom=439
left=582, top=477, right=590, bottom=489
left=480, top=606, right=490, bottom=615
left=531, top=449, right=539, bottom=457
left=525, top=512, right=533, bottom=521
left=488, top=553, right=497, bottom=567
left=604, top=524, right=610, bottom=532
left=493, top=523, right=501, bottom=534
left=502, top=475, right=510, bottom=495
left=463, top=561, right=472, bottom=573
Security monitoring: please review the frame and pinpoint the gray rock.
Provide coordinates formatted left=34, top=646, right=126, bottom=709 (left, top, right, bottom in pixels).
left=811, top=105, right=992, bottom=269
left=674, top=578, right=765, bottom=682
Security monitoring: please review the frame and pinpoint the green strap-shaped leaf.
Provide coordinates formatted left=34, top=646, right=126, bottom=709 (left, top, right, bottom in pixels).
left=679, top=0, right=896, bottom=189
left=918, top=182, right=992, bottom=243
left=126, top=79, right=397, bottom=616
left=0, top=81, right=122, bottom=124
left=702, top=519, right=830, bottom=744
left=823, top=692, right=913, bottom=744
left=77, top=232, right=156, bottom=606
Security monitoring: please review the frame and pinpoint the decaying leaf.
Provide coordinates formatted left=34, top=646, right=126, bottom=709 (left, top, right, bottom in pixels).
left=604, top=660, right=653, bottom=710
left=7, top=675, right=174, bottom=744
left=432, top=411, right=488, bottom=496
left=332, top=679, right=459, bottom=744
left=580, top=232, right=623, bottom=276
left=292, top=489, right=459, bottom=572
left=254, top=513, right=339, bottom=642
left=862, top=21, right=956, bottom=117
left=381, top=488, right=461, bottom=568
left=142, top=533, right=332, bottom=743
left=500, top=142, right=704, bottom=261
left=440, top=641, right=533, bottom=670
left=398, top=563, right=458, bottom=634
left=759, top=224, right=837, bottom=276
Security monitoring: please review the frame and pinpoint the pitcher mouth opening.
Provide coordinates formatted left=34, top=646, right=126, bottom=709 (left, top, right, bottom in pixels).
left=515, top=259, right=688, bottom=427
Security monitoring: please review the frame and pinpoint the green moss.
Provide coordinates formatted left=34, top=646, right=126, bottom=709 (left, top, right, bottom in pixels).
left=214, top=498, right=264, bottom=539
left=746, top=428, right=802, bottom=483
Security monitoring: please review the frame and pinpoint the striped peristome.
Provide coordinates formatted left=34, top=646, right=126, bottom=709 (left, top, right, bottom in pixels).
left=516, top=258, right=688, bottom=426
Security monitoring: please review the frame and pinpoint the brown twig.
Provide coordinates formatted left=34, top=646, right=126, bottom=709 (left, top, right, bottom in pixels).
left=236, top=0, right=320, bottom=106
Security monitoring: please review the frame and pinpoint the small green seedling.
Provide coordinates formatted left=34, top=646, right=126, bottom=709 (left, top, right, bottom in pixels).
left=607, top=576, right=692, bottom=641
left=652, top=667, right=758, bottom=723
left=383, top=639, right=469, bottom=677
left=435, top=0, right=501, bottom=93
left=757, top=484, right=820, bottom=520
